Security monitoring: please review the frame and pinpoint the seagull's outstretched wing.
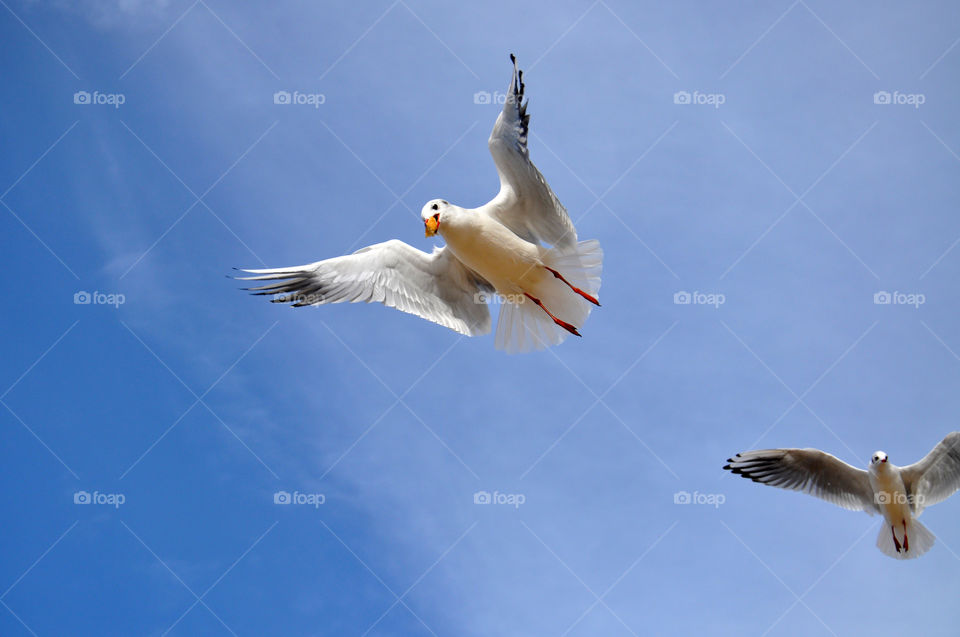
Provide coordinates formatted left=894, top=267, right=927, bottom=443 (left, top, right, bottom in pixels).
left=237, top=240, right=493, bottom=336
left=486, top=54, right=577, bottom=251
left=725, top=448, right=878, bottom=513
left=900, top=432, right=960, bottom=514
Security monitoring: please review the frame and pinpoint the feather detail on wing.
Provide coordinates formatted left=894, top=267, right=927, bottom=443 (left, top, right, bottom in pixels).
left=900, top=432, right=960, bottom=514
left=486, top=54, right=577, bottom=251
left=236, top=240, right=493, bottom=336
left=724, top=448, right=878, bottom=513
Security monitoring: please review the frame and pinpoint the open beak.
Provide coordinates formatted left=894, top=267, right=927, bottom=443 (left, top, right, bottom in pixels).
left=882, top=457, right=887, bottom=463
left=424, top=216, right=439, bottom=237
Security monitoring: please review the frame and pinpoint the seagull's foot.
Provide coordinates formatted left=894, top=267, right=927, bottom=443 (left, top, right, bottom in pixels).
left=892, top=525, right=903, bottom=553
left=524, top=293, right=582, bottom=337
left=903, top=521, right=909, bottom=553
left=544, top=266, right=600, bottom=306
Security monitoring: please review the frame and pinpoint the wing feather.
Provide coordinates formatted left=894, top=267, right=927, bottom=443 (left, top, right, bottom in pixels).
left=900, top=432, right=960, bottom=514
left=486, top=54, right=577, bottom=251
left=237, top=240, right=492, bottom=336
left=724, top=448, right=878, bottom=513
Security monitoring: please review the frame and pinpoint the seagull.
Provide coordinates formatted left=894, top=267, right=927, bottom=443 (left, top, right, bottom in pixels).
left=724, top=432, right=960, bottom=559
left=236, top=55, right=602, bottom=353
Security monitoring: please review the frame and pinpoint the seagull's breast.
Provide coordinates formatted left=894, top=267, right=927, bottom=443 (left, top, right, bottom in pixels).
left=441, top=212, right=541, bottom=292
left=871, top=468, right=912, bottom=523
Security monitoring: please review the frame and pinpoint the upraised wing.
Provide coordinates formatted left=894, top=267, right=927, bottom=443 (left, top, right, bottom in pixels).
left=237, top=240, right=493, bottom=336
left=486, top=54, right=577, bottom=251
left=901, top=432, right=960, bottom=514
left=725, top=448, right=878, bottom=514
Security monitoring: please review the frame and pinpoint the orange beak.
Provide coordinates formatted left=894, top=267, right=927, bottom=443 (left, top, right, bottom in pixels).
left=424, top=215, right=439, bottom=237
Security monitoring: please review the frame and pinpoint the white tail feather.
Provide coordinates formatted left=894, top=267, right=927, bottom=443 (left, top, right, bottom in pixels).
left=876, top=518, right=936, bottom=560
left=493, top=239, right=603, bottom=354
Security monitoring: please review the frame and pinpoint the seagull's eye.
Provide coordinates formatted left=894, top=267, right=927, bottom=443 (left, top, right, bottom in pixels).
left=431, top=203, right=439, bottom=211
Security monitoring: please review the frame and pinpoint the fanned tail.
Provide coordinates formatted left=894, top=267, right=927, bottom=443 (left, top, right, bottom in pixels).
left=876, top=518, right=935, bottom=560
left=493, top=239, right=603, bottom=354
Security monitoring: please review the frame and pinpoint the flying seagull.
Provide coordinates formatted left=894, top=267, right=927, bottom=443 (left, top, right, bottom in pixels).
left=724, top=432, right=960, bottom=559
left=236, top=55, right=602, bottom=353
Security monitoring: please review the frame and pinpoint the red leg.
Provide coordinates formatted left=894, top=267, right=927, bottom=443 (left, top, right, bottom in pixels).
left=524, top=293, right=581, bottom=337
left=544, top=266, right=600, bottom=306
left=902, top=520, right=909, bottom=552
left=892, top=525, right=902, bottom=553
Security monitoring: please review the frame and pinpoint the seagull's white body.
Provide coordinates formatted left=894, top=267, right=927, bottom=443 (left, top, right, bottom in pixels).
left=237, top=55, right=602, bottom=353
left=869, top=459, right=910, bottom=529
left=725, top=432, right=960, bottom=559
left=437, top=208, right=540, bottom=295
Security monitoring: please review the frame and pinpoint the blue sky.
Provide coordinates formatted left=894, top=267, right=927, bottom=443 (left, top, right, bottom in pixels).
left=2, top=0, right=960, bottom=634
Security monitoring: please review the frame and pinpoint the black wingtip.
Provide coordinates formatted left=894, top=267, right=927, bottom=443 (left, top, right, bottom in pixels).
left=510, top=53, right=516, bottom=64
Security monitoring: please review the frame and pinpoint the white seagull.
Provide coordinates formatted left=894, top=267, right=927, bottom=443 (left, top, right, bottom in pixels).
left=724, top=432, right=960, bottom=559
left=236, top=55, right=602, bottom=353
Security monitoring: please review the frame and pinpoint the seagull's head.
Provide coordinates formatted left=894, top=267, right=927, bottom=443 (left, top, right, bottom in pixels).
left=870, top=451, right=889, bottom=467
left=421, top=199, right=450, bottom=237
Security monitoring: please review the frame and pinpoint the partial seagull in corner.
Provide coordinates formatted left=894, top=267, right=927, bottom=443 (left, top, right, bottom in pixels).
left=236, top=54, right=601, bottom=353
left=724, top=432, right=960, bottom=559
